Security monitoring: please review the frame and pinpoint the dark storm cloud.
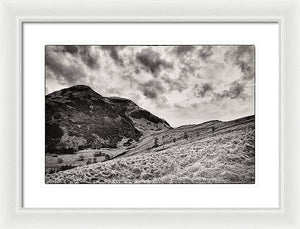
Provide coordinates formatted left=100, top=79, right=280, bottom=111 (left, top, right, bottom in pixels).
left=119, top=73, right=140, bottom=89
left=173, top=46, right=196, bottom=56
left=46, top=46, right=101, bottom=85
left=136, top=48, right=173, bottom=76
left=134, top=68, right=141, bottom=74
left=45, top=47, right=88, bottom=85
left=177, top=59, right=197, bottom=85
left=174, top=104, right=184, bottom=109
left=225, top=45, right=255, bottom=80
left=101, top=46, right=124, bottom=66
left=142, top=89, right=157, bottom=99
left=78, top=46, right=99, bottom=69
left=62, top=45, right=79, bottom=55
left=193, top=83, right=214, bottom=97
left=180, top=61, right=197, bottom=77
left=58, top=45, right=100, bottom=69
left=162, top=76, right=187, bottom=93
left=138, top=80, right=166, bottom=99
left=199, top=46, right=213, bottom=61
left=213, top=81, right=247, bottom=101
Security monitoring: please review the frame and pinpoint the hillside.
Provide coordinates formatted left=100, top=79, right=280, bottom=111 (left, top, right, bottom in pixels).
left=45, top=85, right=171, bottom=155
left=46, top=115, right=255, bottom=184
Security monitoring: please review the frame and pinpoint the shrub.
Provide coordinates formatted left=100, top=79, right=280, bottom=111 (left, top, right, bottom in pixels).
left=93, top=157, right=97, bottom=163
left=183, top=132, right=188, bottom=139
left=78, top=145, right=85, bottom=150
left=60, top=164, right=75, bottom=171
left=86, top=158, right=92, bottom=165
left=77, top=155, right=84, bottom=161
left=48, top=169, right=56, bottom=174
left=57, top=158, right=63, bottom=163
left=154, top=137, right=158, bottom=148
left=59, top=148, right=75, bottom=154
left=123, top=139, right=133, bottom=146
left=93, top=151, right=102, bottom=157
left=173, top=138, right=176, bottom=143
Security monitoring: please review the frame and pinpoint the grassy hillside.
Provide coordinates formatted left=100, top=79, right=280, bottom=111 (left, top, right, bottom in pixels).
left=45, top=116, right=255, bottom=184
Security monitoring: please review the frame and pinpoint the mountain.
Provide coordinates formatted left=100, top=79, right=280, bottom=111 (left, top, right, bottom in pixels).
left=45, top=85, right=171, bottom=155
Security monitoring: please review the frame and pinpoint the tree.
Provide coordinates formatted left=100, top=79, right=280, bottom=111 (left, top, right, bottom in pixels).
left=154, top=137, right=159, bottom=148
left=173, top=138, right=176, bottom=143
left=60, top=134, right=87, bottom=154
left=93, top=151, right=102, bottom=157
left=86, top=158, right=92, bottom=165
left=196, top=132, right=199, bottom=137
left=183, top=132, right=188, bottom=140
left=78, top=155, right=84, bottom=161
left=93, top=157, right=97, bottom=163
left=57, top=158, right=63, bottom=164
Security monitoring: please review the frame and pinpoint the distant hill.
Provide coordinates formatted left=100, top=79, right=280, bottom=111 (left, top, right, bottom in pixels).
left=45, top=85, right=171, bottom=154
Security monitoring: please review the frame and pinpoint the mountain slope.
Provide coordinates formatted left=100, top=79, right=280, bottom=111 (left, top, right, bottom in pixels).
left=46, top=115, right=255, bottom=184
left=45, top=85, right=171, bottom=154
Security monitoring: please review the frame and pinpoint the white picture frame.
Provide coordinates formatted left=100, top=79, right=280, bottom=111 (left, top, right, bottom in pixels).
left=0, top=0, right=299, bottom=228
left=22, top=21, right=279, bottom=210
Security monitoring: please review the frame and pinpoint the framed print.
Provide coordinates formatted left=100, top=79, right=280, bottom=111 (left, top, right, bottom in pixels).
left=21, top=22, right=279, bottom=209
left=44, top=44, right=255, bottom=185
left=1, top=0, right=300, bottom=228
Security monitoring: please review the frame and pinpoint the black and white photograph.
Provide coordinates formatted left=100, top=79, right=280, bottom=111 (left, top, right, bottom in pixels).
left=45, top=45, right=255, bottom=184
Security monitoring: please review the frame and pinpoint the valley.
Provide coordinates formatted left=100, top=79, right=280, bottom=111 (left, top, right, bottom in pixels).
left=45, top=115, right=255, bottom=184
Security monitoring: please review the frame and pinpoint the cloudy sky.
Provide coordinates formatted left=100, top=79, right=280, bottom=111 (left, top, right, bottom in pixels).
left=46, top=45, right=255, bottom=127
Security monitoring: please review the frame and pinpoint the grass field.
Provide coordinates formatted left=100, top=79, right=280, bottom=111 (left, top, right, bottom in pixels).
left=45, top=148, right=127, bottom=174
left=45, top=118, right=255, bottom=184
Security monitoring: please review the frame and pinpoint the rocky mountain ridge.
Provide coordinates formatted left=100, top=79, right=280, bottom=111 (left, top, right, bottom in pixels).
left=45, top=85, right=171, bottom=154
